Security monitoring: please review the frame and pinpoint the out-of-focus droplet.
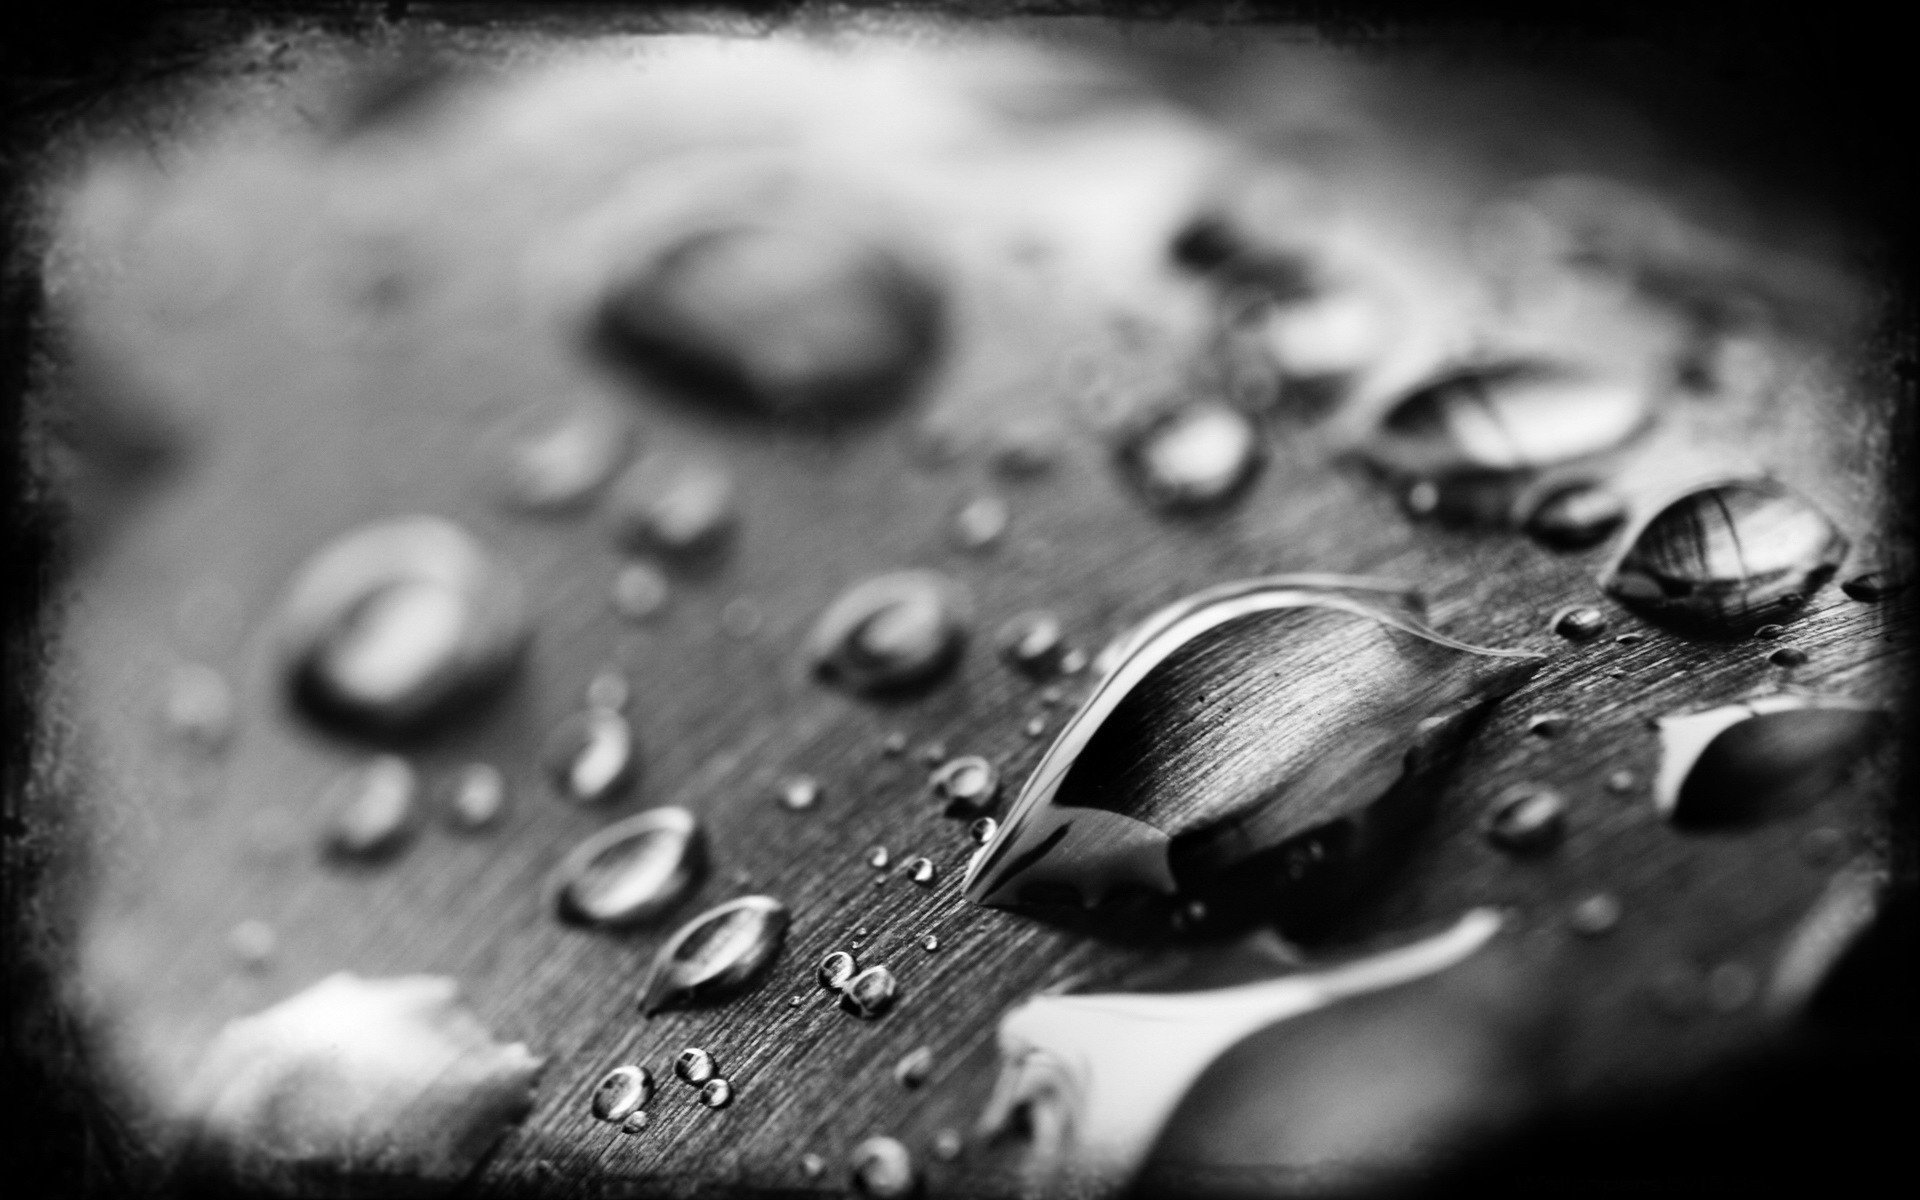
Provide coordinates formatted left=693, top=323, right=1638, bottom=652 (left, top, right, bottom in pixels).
left=930, top=755, right=1000, bottom=816
left=600, top=224, right=942, bottom=420
left=279, top=518, right=529, bottom=737
left=608, top=454, right=737, bottom=559
left=991, top=420, right=1063, bottom=480
left=543, top=709, right=638, bottom=805
left=1568, top=893, right=1622, bottom=937
left=841, top=965, right=898, bottom=1019
left=921, top=934, right=940, bottom=952
left=1551, top=606, right=1607, bottom=641
left=1523, top=482, right=1628, bottom=550
left=612, top=562, right=671, bottom=622
left=818, top=951, right=857, bottom=992
left=1841, top=572, right=1896, bottom=602
left=1484, top=784, right=1565, bottom=853
left=719, top=597, right=763, bottom=640
left=1023, top=716, right=1047, bottom=738
left=1261, top=285, right=1395, bottom=382
left=801, top=1152, right=826, bottom=1178
left=165, top=664, right=235, bottom=752
left=1526, top=713, right=1569, bottom=738
left=807, top=571, right=972, bottom=697
left=1039, top=684, right=1067, bottom=707
left=502, top=410, right=630, bottom=515
left=553, top=807, right=704, bottom=928
left=229, top=919, right=277, bottom=969
left=1116, top=401, right=1264, bottom=513
left=778, top=776, right=821, bottom=812
left=881, top=731, right=908, bottom=757
left=1604, top=769, right=1636, bottom=795
left=675, top=1048, right=716, bottom=1086
left=638, top=896, right=790, bottom=1016
left=1766, top=858, right=1884, bottom=1016
left=851, top=1136, right=917, bottom=1199
left=1706, top=962, right=1756, bottom=1012
left=919, top=742, right=949, bottom=767
left=998, top=611, right=1070, bottom=678
left=893, top=1046, right=934, bottom=1088
left=1652, top=695, right=1889, bottom=829
left=1601, top=478, right=1848, bottom=634
left=1769, top=646, right=1808, bottom=668
left=952, top=494, right=1011, bottom=552
left=969, top=817, right=999, bottom=845
left=699, top=1078, right=734, bottom=1109
left=591, top=1065, right=653, bottom=1123
left=1799, top=826, right=1846, bottom=867
left=323, top=756, right=419, bottom=860
left=1753, top=624, right=1784, bottom=640
left=1366, top=361, right=1650, bottom=480
left=904, top=857, right=936, bottom=886
left=444, top=763, right=508, bottom=831
left=586, top=671, right=630, bottom=712
left=868, top=846, right=891, bottom=870
left=619, top=1110, right=650, bottom=1135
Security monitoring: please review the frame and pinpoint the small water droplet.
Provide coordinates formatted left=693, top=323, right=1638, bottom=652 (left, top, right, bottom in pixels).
left=1403, top=480, right=1441, bottom=517
left=1551, top=605, right=1608, bottom=641
left=591, top=1065, right=654, bottom=1122
left=903, top=857, right=936, bottom=886
left=850, top=1135, right=916, bottom=1198
left=880, top=731, right=908, bottom=757
left=1038, top=684, right=1067, bottom=706
left=165, top=664, right=234, bottom=752
left=1840, top=572, right=1897, bottom=602
left=807, top=572, right=971, bottom=697
left=1707, top=962, right=1757, bottom=1012
left=444, top=763, right=508, bottom=831
left=1059, top=647, right=1089, bottom=675
left=323, top=756, right=418, bottom=860
left=921, top=934, right=939, bottom=952
left=841, top=965, right=898, bottom=1019
left=990, top=420, right=1062, bottom=480
left=1800, top=826, right=1847, bottom=867
left=1024, top=715, right=1048, bottom=738
left=228, top=919, right=276, bottom=969
left=951, top=494, right=1011, bottom=552
left=612, top=562, right=671, bottom=622
left=1485, top=784, right=1565, bottom=853
left=1615, top=632, right=1645, bottom=645
left=720, top=598, right=763, bottom=640
left=819, top=951, right=857, bottom=992
left=608, top=455, right=738, bottom=559
left=801, top=1152, right=826, bottom=1178
left=587, top=671, right=630, bottom=711
left=1769, top=646, right=1808, bottom=668
left=892, top=1046, right=934, bottom=1088
left=502, top=410, right=630, bottom=514
left=1527, top=712, right=1570, bottom=738
left=1650, top=962, right=1707, bottom=1020
left=675, top=1048, right=716, bottom=1086
left=778, top=775, right=822, bottom=811
left=1602, top=478, right=1847, bottom=633
left=1524, top=482, right=1628, bottom=550
left=638, top=897, right=791, bottom=1016
left=997, top=611, right=1071, bottom=678
left=543, top=709, right=638, bottom=805
left=553, top=807, right=704, bottom=928
left=1604, top=769, right=1636, bottom=795
left=932, top=1128, right=964, bottom=1161
left=1117, top=401, right=1263, bottom=513
left=1568, top=893, right=1622, bottom=937
left=619, top=1110, right=650, bottom=1135
left=789, top=994, right=803, bottom=1008
left=929, top=755, right=1000, bottom=815
left=1753, top=624, right=1785, bottom=640
left=867, top=846, right=891, bottom=870
left=968, top=817, right=999, bottom=845
left=699, top=1077, right=734, bottom=1109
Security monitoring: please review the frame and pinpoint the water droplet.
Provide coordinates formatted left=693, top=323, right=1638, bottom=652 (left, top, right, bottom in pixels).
left=543, top=709, right=638, bottom=805
left=502, top=410, right=630, bottom=514
left=1116, top=401, right=1263, bottom=513
left=1551, top=606, right=1608, bottom=641
left=587, top=671, right=630, bottom=711
left=1403, top=480, right=1441, bottom=517
left=553, top=807, right=704, bottom=928
left=612, top=562, right=671, bottom=622
left=1568, top=893, right=1622, bottom=937
left=788, top=994, right=803, bottom=1008
left=1653, top=695, right=1889, bottom=829
left=778, top=776, right=822, bottom=811
left=1039, top=684, right=1067, bottom=706
left=1799, top=826, right=1847, bottom=867
left=228, top=919, right=276, bottom=969
left=1024, top=715, right=1048, bottom=738
left=1260, top=285, right=1395, bottom=382
left=1367, top=361, right=1650, bottom=479
left=165, top=664, right=234, bottom=752
left=279, top=518, right=528, bottom=736
left=807, top=571, right=972, bottom=697
left=1615, top=632, right=1645, bottom=645
left=1524, top=482, right=1628, bottom=550
left=991, top=420, right=1063, bottom=480
left=1707, top=962, right=1757, bottom=1012
left=638, top=897, right=790, bottom=1016
left=1526, top=712, right=1569, bottom=738
left=918, top=741, right=949, bottom=767
left=903, top=857, right=936, bottom=886
left=601, top=224, right=942, bottom=419
left=850, top=1136, right=916, bottom=1199
left=619, top=1110, right=650, bottom=1135
left=699, top=1077, right=734, bottom=1109
left=591, top=1065, right=654, bottom=1122
left=1650, top=962, right=1707, bottom=1020
left=818, top=950, right=857, bottom=992
left=929, top=755, right=999, bottom=816
left=1753, top=624, right=1785, bottom=640
left=1841, top=572, right=1897, bottom=602
left=1602, top=478, right=1848, bottom=633
left=444, top=763, right=508, bottom=831
left=675, top=1048, right=716, bottom=1086
left=921, top=934, right=939, bottom=952
left=997, top=611, right=1070, bottom=678
left=841, top=965, right=898, bottom=1019
left=968, top=817, right=999, bottom=845
left=801, top=1152, right=826, bottom=1178
left=867, top=846, right=891, bottom=870
left=1769, top=646, right=1808, bottom=668
left=323, top=756, right=418, bottom=860
left=932, top=1128, right=964, bottom=1161
left=1604, top=769, right=1636, bottom=795
left=1059, top=647, right=1089, bottom=675
left=1484, top=784, right=1565, bottom=853
left=720, top=598, right=764, bottom=640
left=951, top=494, right=1010, bottom=552
left=608, top=455, right=737, bottom=559
left=892, top=1046, right=933, bottom=1088
left=881, top=731, right=908, bottom=757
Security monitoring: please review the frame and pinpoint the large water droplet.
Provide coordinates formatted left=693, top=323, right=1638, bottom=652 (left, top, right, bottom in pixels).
left=675, top=1048, right=716, bottom=1086
left=997, top=611, right=1072, bottom=679
left=1116, top=401, right=1264, bottom=513
left=893, top=1046, right=934, bottom=1088
left=929, top=755, right=1000, bottom=816
left=841, top=965, right=898, bottom=1019
left=638, top=896, right=790, bottom=1016
left=543, top=709, right=638, bottom=805
left=851, top=1136, right=917, bottom=1199
left=1523, top=481, right=1627, bottom=550
left=322, top=756, right=419, bottom=860
left=1602, top=478, right=1848, bottom=634
left=951, top=494, right=1011, bottom=552
left=165, top=664, right=235, bottom=753
left=1483, top=784, right=1565, bottom=853
left=279, top=517, right=528, bottom=737
left=607, top=454, right=737, bottom=560
left=806, top=571, right=972, bottom=697
left=1653, top=695, right=1889, bottom=829
left=600, top=224, right=942, bottom=419
left=502, top=410, right=630, bottom=514
left=552, top=807, right=704, bottom=928
left=1841, top=572, right=1898, bottom=602
left=443, top=763, right=507, bottom=831
left=591, top=1065, right=653, bottom=1123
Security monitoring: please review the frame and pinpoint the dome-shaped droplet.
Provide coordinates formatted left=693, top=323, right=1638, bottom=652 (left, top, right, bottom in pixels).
left=1769, top=646, right=1809, bottom=668
left=1526, top=713, right=1569, bottom=738
left=997, top=611, right=1071, bottom=678
left=1653, top=695, right=1889, bottom=830
left=1841, top=572, right=1897, bottom=602
left=675, top=1047, right=716, bottom=1087
left=801, top=1152, right=827, bottom=1178
left=903, top=857, right=936, bottom=886
left=590, top=1065, right=653, bottom=1123
left=778, top=775, right=821, bottom=811
left=501, top=409, right=631, bottom=515
left=697, top=1077, right=734, bottom=1109
left=1523, top=481, right=1628, bottom=550
left=932, top=1129, right=964, bottom=1161
left=921, top=934, right=940, bottom=952
left=1568, top=893, right=1622, bottom=937
left=1116, top=401, right=1263, bottom=513
left=1602, top=479, right=1848, bottom=634
left=951, top=494, right=1011, bottom=552
left=601, top=224, right=942, bottom=419
left=818, top=950, right=857, bottom=992
left=607, top=454, right=737, bottom=560
left=867, top=846, right=891, bottom=870
left=612, top=562, right=671, bottom=622
left=619, top=1110, right=650, bottom=1135
left=638, top=896, right=790, bottom=1016
left=892, top=1046, right=934, bottom=1088
left=969, top=817, right=999, bottom=846
left=990, top=420, right=1063, bottom=480
left=1484, top=784, right=1565, bottom=853
left=1551, top=605, right=1608, bottom=641
left=443, top=763, right=508, bottom=831
left=165, top=664, right=235, bottom=752
left=806, top=571, right=971, bottom=697
left=278, top=517, right=528, bottom=737
left=552, top=807, right=704, bottom=928
left=929, top=755, right=1000, bottom=816
left=323, top=756, right=419, bottom=860
left=841, top=965, right=898, bottom=1019
left=1367, top=361, right=1650, bottom=479
left=543, top=708, right=638, bottom=804
left=850, top=1136, right=917, bottom=1199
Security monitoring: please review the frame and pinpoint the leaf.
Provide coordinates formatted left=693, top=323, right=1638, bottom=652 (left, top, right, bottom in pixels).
left=637, top=896, right=790, bottom=1016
